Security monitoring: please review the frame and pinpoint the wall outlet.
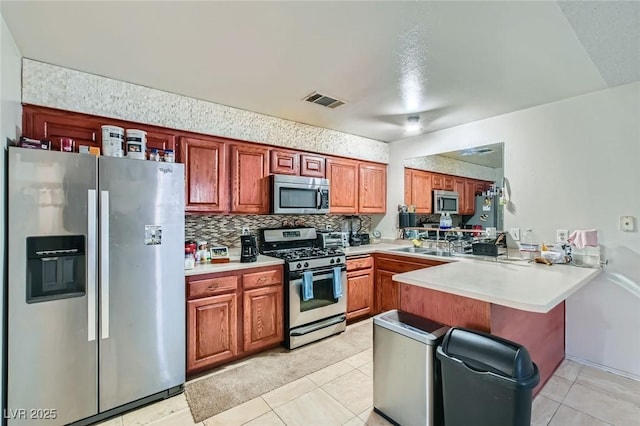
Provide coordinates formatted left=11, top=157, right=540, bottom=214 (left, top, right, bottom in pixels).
left=241, top=227, right=250, bottom=235
left=557, top=229, right=569, bottom=243
left=620, top=216, right=635, bottom=232
left=509, top=228, right=520, bottom=241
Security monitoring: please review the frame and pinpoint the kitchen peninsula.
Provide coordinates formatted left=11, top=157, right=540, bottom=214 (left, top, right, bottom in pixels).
left=391, top=257, right=601, bottom=394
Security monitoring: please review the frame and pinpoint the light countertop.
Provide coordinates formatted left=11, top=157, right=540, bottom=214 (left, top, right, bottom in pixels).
left=185, top=254, right=284, bottom=276
left=392, top=258, right=601, bottom=313
left=185, top=242, right=601, bottom=314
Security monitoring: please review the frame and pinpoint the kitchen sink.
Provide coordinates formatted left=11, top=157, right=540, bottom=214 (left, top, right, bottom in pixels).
left=391, top=247, right=454, bottom=257
left=392, top=247, right=432, bottom=254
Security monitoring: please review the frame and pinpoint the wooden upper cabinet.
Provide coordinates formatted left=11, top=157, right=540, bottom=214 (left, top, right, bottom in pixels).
left=300, top=154, right=325, bottom=178
left=180, top=136, right=228, bottom=213
left=269, top=150, right=326, bottom=178
left=326, top=157, right=359, bottom=214
left=454, top=178, right=466, bottom=212
left=26, top=108, right=102, bottom=151
left=146, top=130, right=176, bottom=156
left=443, top=175, right=455, bottom=191
left=270, top=149, right=300, bottom=175
left=432, top=174, right=444, bottom=190
left=358, top=163, right=387, bottom=214
left=230, top=143, right=270, bottom=214
left=462, top=179, right=476, bottom=215
left=404, top=169, right=412, bottom=205
left=474, top=181, right=486, bottom=196
left=410, top=170, right=433, bottom=214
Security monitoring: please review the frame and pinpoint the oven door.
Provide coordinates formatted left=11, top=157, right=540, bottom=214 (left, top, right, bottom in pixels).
left=289, top=266, right=347, bottom=329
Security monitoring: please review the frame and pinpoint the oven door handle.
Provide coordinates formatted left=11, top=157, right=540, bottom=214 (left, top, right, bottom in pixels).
left=291, top=267, right=346, bottom=281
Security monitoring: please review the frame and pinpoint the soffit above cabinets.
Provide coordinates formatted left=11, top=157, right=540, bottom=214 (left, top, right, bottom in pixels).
left=2, top=1, right=638, bottom=143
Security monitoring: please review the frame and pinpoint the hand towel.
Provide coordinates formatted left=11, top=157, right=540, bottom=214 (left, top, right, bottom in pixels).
left=302, top=271, right=314, bottom=301
left=332, top=267, right=343, bottom=299
left=568, top=229, right=598, bottom=249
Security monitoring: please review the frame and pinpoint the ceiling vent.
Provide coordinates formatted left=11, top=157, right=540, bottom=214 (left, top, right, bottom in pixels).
left=303, top=92, right=345, bottom=109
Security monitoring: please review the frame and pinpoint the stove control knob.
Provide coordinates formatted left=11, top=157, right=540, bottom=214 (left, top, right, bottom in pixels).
left=296, top=263, right=302, bottom=269
left=336, top=258, right=342, bottom=264
left=330, top=259, right=335, bottom=264
left=304, top=262, right=309, bottom=268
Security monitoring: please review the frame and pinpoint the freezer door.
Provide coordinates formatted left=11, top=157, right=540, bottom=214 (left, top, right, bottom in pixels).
left=7, top=148, right=98, bottom=425
left=98, top=157, right=185, bottom=411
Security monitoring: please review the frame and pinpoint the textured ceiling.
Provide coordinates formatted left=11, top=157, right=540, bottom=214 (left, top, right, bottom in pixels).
left=2, top=1, right=638, bottom=143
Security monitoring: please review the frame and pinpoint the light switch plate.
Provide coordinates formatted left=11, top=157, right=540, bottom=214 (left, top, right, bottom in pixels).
left=509, top=228, right=520, bottom=241
left=557, top=229, right=569, bottom=243
left=620, top=216, right=635, bottom=232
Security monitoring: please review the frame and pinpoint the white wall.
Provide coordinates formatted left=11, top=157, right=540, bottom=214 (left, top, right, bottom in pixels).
left=381, top=82, right=640, bottom=377
left=0, top=12, right=22, bottom=416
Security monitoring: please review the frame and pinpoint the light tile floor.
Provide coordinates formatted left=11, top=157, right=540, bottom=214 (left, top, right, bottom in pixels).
left=98, top=342, right=640, bottom=426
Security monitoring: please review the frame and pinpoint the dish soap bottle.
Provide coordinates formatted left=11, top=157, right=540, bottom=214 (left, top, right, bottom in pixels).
left=440, top=213, right=452, bottom=229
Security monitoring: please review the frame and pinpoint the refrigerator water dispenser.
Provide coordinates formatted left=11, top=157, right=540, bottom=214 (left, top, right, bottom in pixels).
left=26, top=235, right=86, bottom=303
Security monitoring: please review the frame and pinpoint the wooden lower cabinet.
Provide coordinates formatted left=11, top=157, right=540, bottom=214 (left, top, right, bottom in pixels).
left=346, top=255, right=375, bottom=321
left=243, top=285, right=284, bottom=352
left=187, top=293, right=238, bottom=372
left=186, top=265, right=284, bottom=376
left=373, top=253, right=445, bottom=314
left=375, top=270, right=399, bottom=314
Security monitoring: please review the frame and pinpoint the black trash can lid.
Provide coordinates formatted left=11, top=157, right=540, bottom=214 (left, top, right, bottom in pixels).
left=440, top=328, right=535, bottom=379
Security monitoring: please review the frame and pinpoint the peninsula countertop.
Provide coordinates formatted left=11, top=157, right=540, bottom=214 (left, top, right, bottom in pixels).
left=392, top=258, right=601, bottom=313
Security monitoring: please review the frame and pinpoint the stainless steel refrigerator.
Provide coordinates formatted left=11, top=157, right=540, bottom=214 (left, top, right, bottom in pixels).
left=6, top=147, right=185, bottom=425
left=464, top=194, right=503, bottom=230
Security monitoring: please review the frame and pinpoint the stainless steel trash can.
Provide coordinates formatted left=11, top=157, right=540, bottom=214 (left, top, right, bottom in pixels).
left=373, top=310, right=449, bottom=426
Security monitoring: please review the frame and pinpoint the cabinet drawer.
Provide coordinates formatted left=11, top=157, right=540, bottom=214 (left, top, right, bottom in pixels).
left=346, top=255, right=373, bottom=271
left=243, top=268, right=283, bottom=289
left=188, top=275, right=239, bottom=299
left=375, top=256, right=443, bottom=273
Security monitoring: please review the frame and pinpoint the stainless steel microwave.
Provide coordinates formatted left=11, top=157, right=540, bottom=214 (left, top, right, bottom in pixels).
left=433, top=190, right=459, bottom=214
left=272, top=174, right=330, bottom=214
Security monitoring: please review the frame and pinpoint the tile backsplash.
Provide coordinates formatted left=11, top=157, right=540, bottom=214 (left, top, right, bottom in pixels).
left=185, top=214, right=372, bottom=247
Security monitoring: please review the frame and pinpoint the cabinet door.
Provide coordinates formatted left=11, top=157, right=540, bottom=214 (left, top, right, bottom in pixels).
left=375, top=270, right=400, bottom=314
left=404, top=169, right=412, bottom=205
left=146, top=131, right=177, bottom=158
left=326, top=157, right=359, bottom=214
left=270, top=149, right=300, bottom=175
left=180, top=136, right=228, bottom=213
left=300, top=154, right=326, bottom=178
left=243, top=285, right=283, bottom=352
left=230, top=144, right=270, bottom=214
left=358, top=163, right=387, bottom=214
left=431, top=174, right=444, bottom=190
left=454, top=178, right=466, bottom=213
left=187, top=293, right=238, bottom=373
left=31, top=111, right=102, bottom=151
left=463, top=179, right=475, bottom=215
left=411, top=170, right=433, bottom=214
left=443, top=175, right=455, bottom=191
left=347, top=269, right=374, bottom=321
left=474, top=181, right=485, bottom=196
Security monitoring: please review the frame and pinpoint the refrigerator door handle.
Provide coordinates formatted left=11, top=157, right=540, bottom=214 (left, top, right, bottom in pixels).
left=87, top=189, right=97, bottom=342
left=100, top=190, right=110, bottom=339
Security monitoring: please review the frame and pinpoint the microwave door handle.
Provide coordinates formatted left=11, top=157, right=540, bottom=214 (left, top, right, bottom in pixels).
left=317, top=188, right=322, bottom=209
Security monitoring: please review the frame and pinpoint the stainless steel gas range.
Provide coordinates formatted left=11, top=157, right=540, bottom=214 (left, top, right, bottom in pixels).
left=260, top=227, right=347, bottom=349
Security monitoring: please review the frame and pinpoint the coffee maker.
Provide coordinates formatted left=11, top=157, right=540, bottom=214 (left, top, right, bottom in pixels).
left=240, top=235, right=258, bottom=263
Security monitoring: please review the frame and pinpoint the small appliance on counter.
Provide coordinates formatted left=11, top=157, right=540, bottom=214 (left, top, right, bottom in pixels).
left=317, top=231, right=344, bottom=249
left=240, top=235, right=258, bottom=263
left=359, top=233, right=370, bottom=245
left=349, top=233, right=362, bottom=246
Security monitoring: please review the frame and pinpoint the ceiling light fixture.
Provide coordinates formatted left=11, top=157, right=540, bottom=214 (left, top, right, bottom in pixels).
left=405, top=115, right=421, bottom=132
